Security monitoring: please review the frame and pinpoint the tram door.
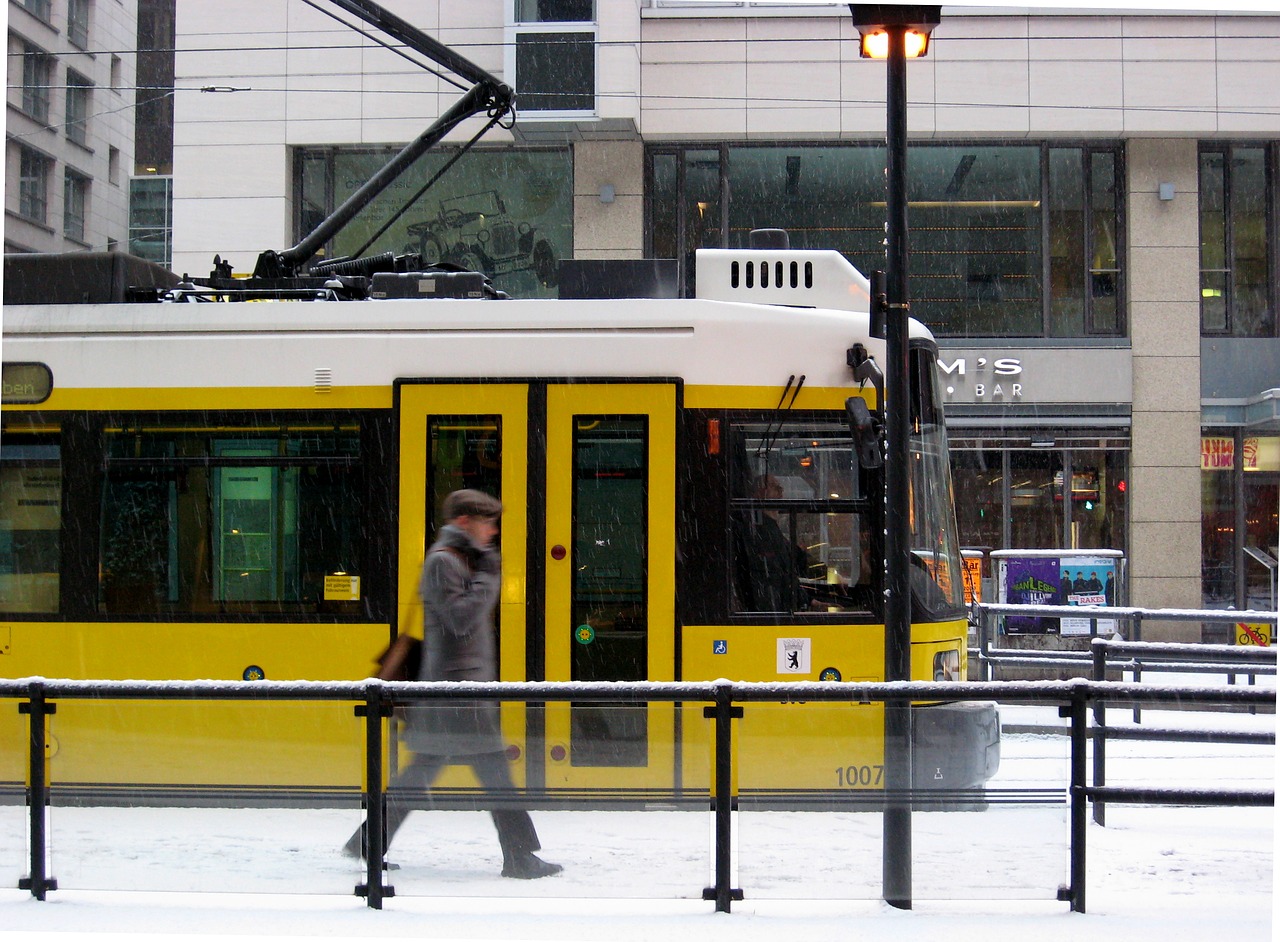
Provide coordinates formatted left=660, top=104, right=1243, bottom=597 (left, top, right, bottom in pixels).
left=543, top=384, right=676, bottom=791
left=397, top=383, right=531, bottom=787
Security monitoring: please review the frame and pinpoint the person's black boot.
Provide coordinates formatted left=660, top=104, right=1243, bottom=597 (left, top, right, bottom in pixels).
left=501, top=852, right=563, bottom=879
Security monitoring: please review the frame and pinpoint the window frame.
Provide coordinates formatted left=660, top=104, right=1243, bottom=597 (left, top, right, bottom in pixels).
left=21, top=41, right=53, bottom=124
left=67, top=0, right=91, bottom=50
left=505, top=0, right=598, bottom=118
left=65, top=69, right=93, bottom=147
left=18, top=144, right=53, bottom=225
left=63, top=167, right=89, bottom=242
left=18, top=0, right=53, bottom=25
left=0, top=409, right=395, bottom=624
left=724, top=410, right=882, bottom=622
left=1199, top=141, right=1277, bottom=338
left=645, top=140, right=1127, bottom=339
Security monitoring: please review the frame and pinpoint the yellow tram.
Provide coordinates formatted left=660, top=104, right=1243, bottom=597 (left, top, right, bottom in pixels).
left=1, top=244, right=998, bottom=804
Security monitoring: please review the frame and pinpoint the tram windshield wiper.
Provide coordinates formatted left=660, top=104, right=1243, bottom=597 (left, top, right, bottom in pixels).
left=756, top=374, right=806, bottom=461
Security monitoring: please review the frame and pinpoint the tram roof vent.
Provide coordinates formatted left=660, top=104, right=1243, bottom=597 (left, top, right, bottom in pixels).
left=694, top=237, right=871, bottom=314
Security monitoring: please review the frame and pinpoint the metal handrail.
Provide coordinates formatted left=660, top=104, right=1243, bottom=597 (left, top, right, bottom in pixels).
left=3, top=676, right=1273, bottom=915
left=968, top=602, right=1278, bottom=683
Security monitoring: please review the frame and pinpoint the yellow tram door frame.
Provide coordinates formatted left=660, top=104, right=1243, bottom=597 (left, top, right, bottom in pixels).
left=396, top=382, right=530, bottom=789
left=543, top=383, right=677, bottom=793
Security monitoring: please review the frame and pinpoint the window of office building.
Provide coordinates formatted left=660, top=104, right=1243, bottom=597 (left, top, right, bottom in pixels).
left=63, top=169, right=89, bottom=242
left=20, top=42, right=52, bottom=124
left=67, top=0, right=91, bottom=50
left=66, top=71, right=92, bottom=146
left=17, top=145, right=52, bottom=224
left=293, top=146, right=573, bottom=299
left=18, top=0, right=53, bottom=23
left=508, top=1, right=596, bottom=115
left=128, top=175, right=172, bottom=267
left=648, top=142, right=1124, bottom=338
left=1199, top=144, right=1276, bottom=338
left=1201, top=433, right=1279, bottom=612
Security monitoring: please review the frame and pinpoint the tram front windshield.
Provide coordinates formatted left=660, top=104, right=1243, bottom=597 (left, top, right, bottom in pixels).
left=909, top=345, right=966, bottom=619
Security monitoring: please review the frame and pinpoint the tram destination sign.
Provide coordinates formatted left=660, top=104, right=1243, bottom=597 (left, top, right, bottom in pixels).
left=1, top=362, right=53, bottom=404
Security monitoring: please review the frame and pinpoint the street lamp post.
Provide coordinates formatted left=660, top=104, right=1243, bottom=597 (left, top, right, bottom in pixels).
left=849, top=3, right=940, bottom=912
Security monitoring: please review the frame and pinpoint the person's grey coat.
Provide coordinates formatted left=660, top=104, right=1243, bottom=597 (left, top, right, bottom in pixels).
left=402, top=524, right=505, bottom=756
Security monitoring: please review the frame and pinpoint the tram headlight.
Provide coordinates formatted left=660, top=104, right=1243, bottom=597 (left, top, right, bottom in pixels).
left=933, top=649, right=960, bottom=682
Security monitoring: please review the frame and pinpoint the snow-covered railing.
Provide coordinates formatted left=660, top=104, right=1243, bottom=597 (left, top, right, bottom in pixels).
left=968, top=602, right=1277, bottom=681
left=1, top=677, right=1273, bottom=915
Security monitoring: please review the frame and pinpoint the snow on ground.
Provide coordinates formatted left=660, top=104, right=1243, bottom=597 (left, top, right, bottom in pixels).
left=0, top=702, right=1273, bottom=942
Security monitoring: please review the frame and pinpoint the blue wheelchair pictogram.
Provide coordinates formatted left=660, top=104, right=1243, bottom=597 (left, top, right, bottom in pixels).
left=713, top=640, right=728, bottom=655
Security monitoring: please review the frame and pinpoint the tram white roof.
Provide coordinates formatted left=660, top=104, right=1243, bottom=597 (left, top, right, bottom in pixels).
left=2, top=249, right=938, bottom=395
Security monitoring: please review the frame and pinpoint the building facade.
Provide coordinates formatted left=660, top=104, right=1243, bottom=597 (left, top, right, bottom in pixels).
left=169, top=2, right=1280, bottom=637
left=5, top=0, right=138, bottom=254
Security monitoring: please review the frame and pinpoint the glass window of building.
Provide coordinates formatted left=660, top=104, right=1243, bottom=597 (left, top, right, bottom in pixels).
left=508, top=0, right=596, bottom=115
left=128, top=175, right=173, bottom=267
left=19, top=0, right=53, bottom=23
left=21, top=43, right=52, bottom=124
left=1199, top=143, right=1276, bottom=338
left=647, top=142, right=1124, bottom=339
left=63, top=169, right=89, bottom=242
left=65, top=71, right=92, bottom=147
left=67, top=0, right=91, bottom=50
left=293, top=146, right=573, bottom=299
left=18, top=145, right=52, bottom=224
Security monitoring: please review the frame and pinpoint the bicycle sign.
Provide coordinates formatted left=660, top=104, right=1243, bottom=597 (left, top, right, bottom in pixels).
left=1236, top=622, right=1272, bottom=646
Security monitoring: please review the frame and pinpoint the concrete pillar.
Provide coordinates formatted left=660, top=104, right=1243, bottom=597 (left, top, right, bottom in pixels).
left=1126, top=139, right=1203, bottom=640
left=573, top=140, right=644, bottom=259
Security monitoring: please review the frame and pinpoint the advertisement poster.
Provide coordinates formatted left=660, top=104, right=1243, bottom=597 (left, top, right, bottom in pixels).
left=1000, top=553, right=1120, bottom=635
left=1057, top=556, right=1117, bottom=635
left=1002, top=556, right=1061, bottom=634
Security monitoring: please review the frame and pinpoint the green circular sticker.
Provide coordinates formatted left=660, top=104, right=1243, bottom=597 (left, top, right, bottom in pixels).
left=575, top=624, right=596, bottom=645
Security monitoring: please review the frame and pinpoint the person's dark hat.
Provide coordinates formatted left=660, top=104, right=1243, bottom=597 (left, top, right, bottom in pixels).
left=444, top=489, right=503, bottom=520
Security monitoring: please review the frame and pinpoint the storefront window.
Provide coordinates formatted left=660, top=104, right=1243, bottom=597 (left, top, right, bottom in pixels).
left=295, top=147, right=573, bottom=299
left=951, top=438, right=1128, bottom=567
left=1201, top=433, right=1280, bottom=610
left=648, top=141, right=1124, bottom=339
left=952, top=449, right=1003, bottom=555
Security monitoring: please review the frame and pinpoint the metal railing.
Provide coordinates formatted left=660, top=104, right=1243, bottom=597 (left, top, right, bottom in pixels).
left=969, top=602, right=1278, bottom=682
left=2, top=676, right=1273, bottom=914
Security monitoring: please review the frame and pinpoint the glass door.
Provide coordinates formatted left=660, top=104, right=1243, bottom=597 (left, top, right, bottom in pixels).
left=396, top=383, right=530, bottom=788
left=543, top=384, right=676, bottom=791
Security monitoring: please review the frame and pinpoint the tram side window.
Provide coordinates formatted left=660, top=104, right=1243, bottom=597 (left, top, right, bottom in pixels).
left=0, top=432, right=61, bottom=614
left=99, top=421, right=364, bottom=615
left=729, top=420, right=874, bottom=616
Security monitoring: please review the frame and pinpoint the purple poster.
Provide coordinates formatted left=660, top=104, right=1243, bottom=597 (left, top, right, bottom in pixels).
left=1004, top=556, right=1061, bottom=634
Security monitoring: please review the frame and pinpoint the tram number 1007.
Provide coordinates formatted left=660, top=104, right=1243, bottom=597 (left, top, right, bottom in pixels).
left=835, top=764, right=885, bottom=788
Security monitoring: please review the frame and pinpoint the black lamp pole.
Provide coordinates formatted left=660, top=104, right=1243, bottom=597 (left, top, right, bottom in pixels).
left=881, top=20, right=914, bottom=911
left=849, top=3, right=940, bottom=911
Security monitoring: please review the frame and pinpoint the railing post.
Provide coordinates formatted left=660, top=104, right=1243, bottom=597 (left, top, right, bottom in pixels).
left=1091, top=641, right=1107, bottom=827
left=18, top=681, right=56, bottom=900
left=354, top=682, right=394, bottom=908
left=978, top=604, right=992, bottom=681
left=1067, top=689, right=1088, bottom=913
left=702, top=681, right=743, bottom=912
